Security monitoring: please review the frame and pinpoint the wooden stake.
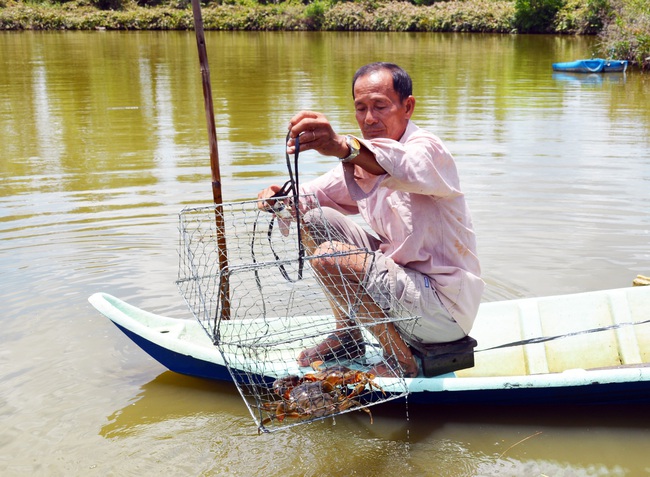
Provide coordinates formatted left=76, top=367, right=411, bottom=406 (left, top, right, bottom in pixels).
left=190, top=0, right=230, bottom=320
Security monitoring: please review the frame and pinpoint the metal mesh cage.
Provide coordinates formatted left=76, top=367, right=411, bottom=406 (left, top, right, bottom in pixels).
left=176, top=197, right=418, bottom=432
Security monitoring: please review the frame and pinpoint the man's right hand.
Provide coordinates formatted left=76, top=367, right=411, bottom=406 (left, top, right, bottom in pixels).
left=257, top=184, right=284, bottom=211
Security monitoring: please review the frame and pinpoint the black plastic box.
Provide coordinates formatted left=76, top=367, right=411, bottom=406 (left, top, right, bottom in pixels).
left=408, top=335, right=478, bottom=377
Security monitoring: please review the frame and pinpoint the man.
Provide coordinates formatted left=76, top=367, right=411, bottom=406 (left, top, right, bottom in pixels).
left=258, top=62, right=484, bottom=377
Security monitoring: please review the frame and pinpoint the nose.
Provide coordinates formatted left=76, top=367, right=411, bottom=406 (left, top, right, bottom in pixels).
left=363, top=109, right=378, bottom=125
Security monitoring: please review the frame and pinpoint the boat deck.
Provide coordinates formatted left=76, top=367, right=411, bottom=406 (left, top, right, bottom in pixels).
left=458, top=287, right=650, bottom=377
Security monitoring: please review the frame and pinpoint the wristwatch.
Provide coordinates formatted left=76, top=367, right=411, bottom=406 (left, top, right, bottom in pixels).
left=339, top=135, right=361, bottom=163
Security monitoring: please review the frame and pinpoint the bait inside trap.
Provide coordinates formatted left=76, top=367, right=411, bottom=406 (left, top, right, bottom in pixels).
left=176, top=197, right=419, bottom=432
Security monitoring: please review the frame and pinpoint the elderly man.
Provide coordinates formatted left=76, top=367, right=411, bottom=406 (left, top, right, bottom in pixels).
left=259, top=62, right=483, bottom=377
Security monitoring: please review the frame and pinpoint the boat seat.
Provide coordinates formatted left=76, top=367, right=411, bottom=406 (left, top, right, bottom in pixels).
left=406, top=336, right=478, bottom=377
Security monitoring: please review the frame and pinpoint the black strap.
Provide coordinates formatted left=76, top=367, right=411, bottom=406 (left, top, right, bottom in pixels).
left=477, top=316, right=650, bottom=353
left=254, top=131, right=305, bottom=283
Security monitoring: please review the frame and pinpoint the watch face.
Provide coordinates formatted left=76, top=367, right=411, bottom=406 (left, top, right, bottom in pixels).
left=341, top=135, right=360, bottom=162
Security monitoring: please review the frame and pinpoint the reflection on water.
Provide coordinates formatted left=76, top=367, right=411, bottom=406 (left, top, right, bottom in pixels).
left=1, top=31, right=649, bottom=476
left=552, top=72, right=628, bottom=86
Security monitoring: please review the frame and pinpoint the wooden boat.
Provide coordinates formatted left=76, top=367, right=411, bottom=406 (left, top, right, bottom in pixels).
left=89, top=285, right=650, bottom=405
left=552, top=58, right=628, bottom=73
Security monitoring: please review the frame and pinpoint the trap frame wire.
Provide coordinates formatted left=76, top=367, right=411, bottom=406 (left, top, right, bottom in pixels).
left=176, top=196, right=419, bottom=432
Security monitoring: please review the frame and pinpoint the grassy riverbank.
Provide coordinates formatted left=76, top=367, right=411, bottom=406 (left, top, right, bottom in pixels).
left=1, top=0, right=648, bottom=70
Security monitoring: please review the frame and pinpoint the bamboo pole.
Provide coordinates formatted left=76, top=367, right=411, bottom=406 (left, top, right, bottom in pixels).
left=190, top=0, right=231, bottom=320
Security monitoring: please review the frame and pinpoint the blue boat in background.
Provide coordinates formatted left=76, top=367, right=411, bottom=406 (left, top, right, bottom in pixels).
left=552, top=58, right=628, bottom=73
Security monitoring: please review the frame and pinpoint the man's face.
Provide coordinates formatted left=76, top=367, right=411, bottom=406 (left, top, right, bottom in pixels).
left=353, top=69, right=415, bottom=141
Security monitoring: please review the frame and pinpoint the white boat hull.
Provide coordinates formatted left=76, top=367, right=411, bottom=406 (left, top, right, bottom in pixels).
left=89, top=286, right=650, bottom=405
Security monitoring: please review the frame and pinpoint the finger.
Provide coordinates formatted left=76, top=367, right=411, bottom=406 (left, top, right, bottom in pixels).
left=298, top=129, right=316, bottom=143
left=289, top=116, right=320, bottom=138
left=287, top=112, right=310, bottom=133
left=257, top=185, right=280, bottom=200
left=286, top=138, right=296, bottom=155
left=289, top=111, right=318, bottom=127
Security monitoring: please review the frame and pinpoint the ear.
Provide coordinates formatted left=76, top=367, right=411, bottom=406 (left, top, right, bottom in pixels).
left=404, top=96, right=415, bottom=119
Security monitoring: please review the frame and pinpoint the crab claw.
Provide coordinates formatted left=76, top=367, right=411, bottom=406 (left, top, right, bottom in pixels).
left=310, top=360, right=325, bottom=371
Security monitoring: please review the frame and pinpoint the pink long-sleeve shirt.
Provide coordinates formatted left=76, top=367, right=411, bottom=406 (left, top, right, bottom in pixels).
left=300, top=121, right=484, bottom=334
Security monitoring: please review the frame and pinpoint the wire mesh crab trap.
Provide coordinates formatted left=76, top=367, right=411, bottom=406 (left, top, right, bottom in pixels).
left=176, top=195, right=419, bottom=432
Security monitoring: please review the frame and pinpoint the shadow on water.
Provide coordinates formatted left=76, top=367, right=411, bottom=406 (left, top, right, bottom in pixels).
left=379, top=401, right=650, bottom=435
left=98, top=371, right=650, bottom=476
left=102, top=370, right=650, bottom=438
left=100, top=372, right=246, bottom=439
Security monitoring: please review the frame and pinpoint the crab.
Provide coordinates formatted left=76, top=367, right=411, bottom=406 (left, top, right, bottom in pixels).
left=301, top=361, right=385, bottom=396
left=261, top=379, right=373, bottom=426
left=260, top=361, right=383, bottom=427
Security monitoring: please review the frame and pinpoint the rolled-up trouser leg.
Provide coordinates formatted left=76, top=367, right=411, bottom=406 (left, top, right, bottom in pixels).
left=302, top=207, right=381, bottom=251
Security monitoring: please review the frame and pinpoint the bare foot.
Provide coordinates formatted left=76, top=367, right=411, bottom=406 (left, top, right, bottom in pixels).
left=297, top=330, right=365, bottom=367
left=369, top=355, right=418, bottom=378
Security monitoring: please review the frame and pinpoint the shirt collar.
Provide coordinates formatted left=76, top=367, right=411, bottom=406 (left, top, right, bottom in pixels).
left=399, top=120, right=418, bottom=144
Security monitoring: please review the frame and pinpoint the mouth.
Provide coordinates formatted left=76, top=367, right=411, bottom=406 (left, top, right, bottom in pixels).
left=362, top=128, right=385, bottom=139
